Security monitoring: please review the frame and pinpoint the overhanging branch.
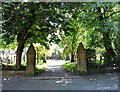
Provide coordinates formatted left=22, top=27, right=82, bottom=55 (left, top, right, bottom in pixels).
left=107, top=10, right=120, bottom=19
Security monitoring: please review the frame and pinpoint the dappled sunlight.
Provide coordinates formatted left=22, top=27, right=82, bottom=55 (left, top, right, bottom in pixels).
left=54, top=74, right=118, bottom=90
left=45, top=59, right=68, bottom=72
left=56, top=78, right=73, bottom=86
left=89, top=78, right=96, bottom=81
left=36, top=63, right=47, bottom=70
left=1, top=2, right=119, bottom=90
left=37, top=59, right=76, bottom=77
left=78, top=73, right=118, bottom=90
left=107, top=67, right=118, bottom=70
left=56, top=80, right=63, bottom=84
left=46, top=59, right=66, bottom=67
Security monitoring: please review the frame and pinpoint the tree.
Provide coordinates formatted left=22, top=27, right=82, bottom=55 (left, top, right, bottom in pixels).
left=2, top=2, right=38, bottom=69
left=2, top=2, right=60, bottom=69
left=59, top=18, right=82, bottom=62
left=113, top=3, right=120, bottom=67
left=79, top=2, right=120, bottom=65
left=2, top=2, right=75, bottom=69
left=58, top=3, right=84, bottom=62
left=2, top=2, right=119, bottom=70
left=34, top=43, right=52, bottom=63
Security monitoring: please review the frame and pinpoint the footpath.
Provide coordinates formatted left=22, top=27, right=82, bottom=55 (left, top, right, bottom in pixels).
left=37, top=59, right=78, bottom=78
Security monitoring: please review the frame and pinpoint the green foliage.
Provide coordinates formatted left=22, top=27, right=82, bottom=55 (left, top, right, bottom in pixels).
left=36, top=65, right=46, bottom=71
left=59, top=2, right=119, bottom=56
left=36, top=63, right=47, bottom=73
left=113, top=4, right=120, bottom=57
left=2, top=2, right=120, bottom=69
left=63, top=62, right=76, bottom=72
left=33, top=43, right=52, bottom=59
left=2, top=2, right=35, bottom=43
left=37, top=60, right=44, bottom=65
left=2, top=2, right=65, bottom=48
left=21, top=62, right=26, bottom=66
left=81, top=2, right=119, bottom=49
left=114, top=23, right=120, bottom=57
left=2, top=2, right=119, bottom=48
left=58, top=7, right=83, bottom=57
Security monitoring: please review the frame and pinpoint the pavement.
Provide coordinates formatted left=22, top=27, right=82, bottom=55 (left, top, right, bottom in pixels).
left=1, top=59, right=119, bottom=91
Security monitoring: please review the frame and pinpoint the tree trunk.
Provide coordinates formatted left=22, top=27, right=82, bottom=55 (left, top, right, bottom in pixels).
left=103, top=32, right=116, bottom=55
left=43, top=59, right=46, bottom=63
left=43, top=54, right=46, bottom=63
left=103, top=32, right=116, bottom=65
left=71, top=53, right=75, bottom=62
left=16, top=29, right=28, bottom=70
left=16, top=40, right=25, bottom=70
left=15, top=4, right=36, bottom=70
left=97, top=7, right=116, bottom=56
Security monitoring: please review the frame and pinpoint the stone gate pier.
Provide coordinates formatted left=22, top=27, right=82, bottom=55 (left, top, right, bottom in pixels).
left=26, top=44, right=36, bottom=76
left=77, top=42, right=87, bottom=75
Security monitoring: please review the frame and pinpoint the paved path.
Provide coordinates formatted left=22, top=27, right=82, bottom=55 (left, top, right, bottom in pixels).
left=36, top=59, right=77, bottom=77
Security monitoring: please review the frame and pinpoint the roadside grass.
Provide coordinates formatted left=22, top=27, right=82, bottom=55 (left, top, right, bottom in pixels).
left=36, top=60, right=47, bottom=72
left=2, top=60, right=47, bottom=72
left=36, top=63, right=47, bottom=72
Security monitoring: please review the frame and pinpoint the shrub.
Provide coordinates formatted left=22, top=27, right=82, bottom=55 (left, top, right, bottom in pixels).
left=63, top=62, right=76, bottom=72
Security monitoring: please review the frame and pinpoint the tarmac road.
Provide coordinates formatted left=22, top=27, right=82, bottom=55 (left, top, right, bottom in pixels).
left=2, top=59, right=119, bottom=92
left=2, top=73, right=118, bottom=91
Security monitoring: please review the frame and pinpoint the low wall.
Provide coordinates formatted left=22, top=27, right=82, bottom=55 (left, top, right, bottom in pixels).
left=2, top=70, right=26, bottom=77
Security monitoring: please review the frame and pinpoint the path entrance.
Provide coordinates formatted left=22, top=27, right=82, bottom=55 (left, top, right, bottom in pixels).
left=36, top=59, right=77, bottom=77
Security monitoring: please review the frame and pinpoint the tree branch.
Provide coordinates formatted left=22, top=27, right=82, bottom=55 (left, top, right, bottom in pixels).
left=107, top=10, right=120, bottom=19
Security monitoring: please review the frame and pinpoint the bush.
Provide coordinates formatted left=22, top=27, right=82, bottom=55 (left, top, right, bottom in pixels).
left=63, top=62, right=76, bottom=72
left=36, top=67, right=46, bottom=73
left=36, top=63, right=47, bottom=72
left=37, top=60, right=44, bottom=65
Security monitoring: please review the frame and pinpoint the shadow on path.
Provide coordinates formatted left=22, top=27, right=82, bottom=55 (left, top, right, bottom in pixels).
left=36, top=59, right=77, bottom=77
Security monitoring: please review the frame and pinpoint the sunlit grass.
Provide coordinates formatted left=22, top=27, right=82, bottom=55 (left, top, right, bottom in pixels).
left=3, top=63, right=15, bottom=66
left=63, top=62, right=76, bottom=72
left=37, top=60, right=44, bottom=65
left=21, top=62, right=26, bottom=66
left=2, top=60, right=47, bottom=72
left=36, top=63, right=47, bottom=73
left=36, top=63, right=47, bottom=70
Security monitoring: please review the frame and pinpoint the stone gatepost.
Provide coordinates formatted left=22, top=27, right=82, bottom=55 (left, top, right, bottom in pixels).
left=26, top=44, right=36, bottom=76
left=77, top=42, right=87, bottom=74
